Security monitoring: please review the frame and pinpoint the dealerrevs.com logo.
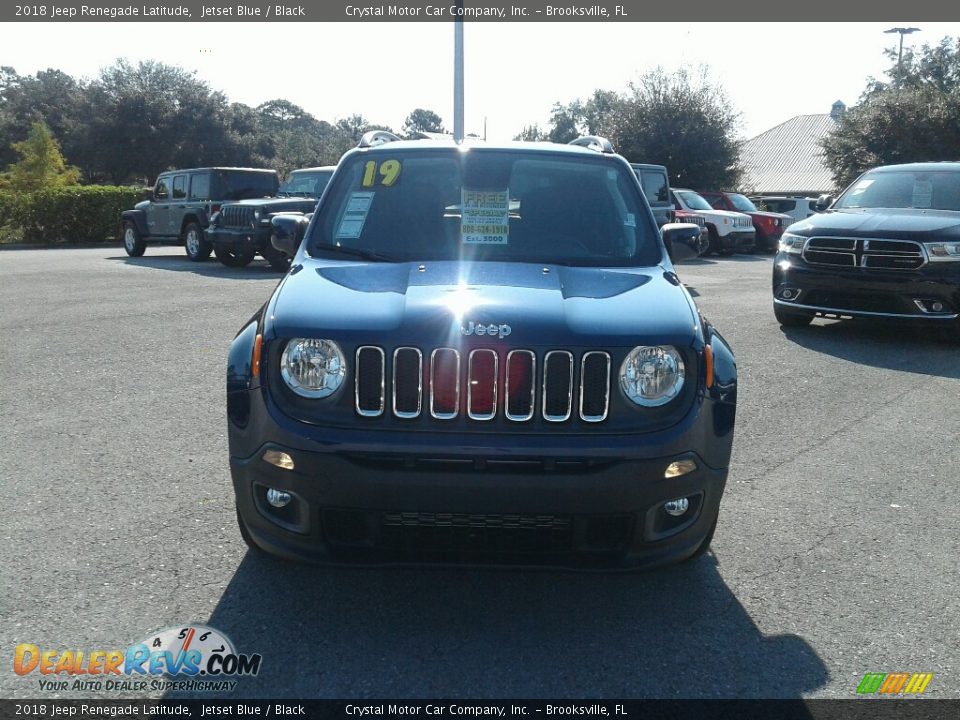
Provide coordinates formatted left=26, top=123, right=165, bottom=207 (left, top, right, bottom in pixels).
left=14, top=624, right=262, bottom=693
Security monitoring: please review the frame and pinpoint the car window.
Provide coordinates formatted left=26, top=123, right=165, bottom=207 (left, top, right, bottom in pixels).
left=727, top=194, right=759, bottom=212
left=637, top=170, right=669, bottom=204
left=190, top=173, right=211, bottom=201
left=280, top=170, right=334, bottom=197
left=313, top=149, right=660, bottom=267
left=172, top=175, right=187, bottom=200
left=772, top=200, right=796, bottom=212
left=675, top=190, right=713, bottom=211
left=835, top=170, right=960, bottom=211
left=154, top=177, right=169, bottom=200
left=216, top=171, right=279, bottom=201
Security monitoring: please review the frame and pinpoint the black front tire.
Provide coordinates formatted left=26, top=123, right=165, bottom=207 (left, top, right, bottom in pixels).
left=214, top=245, right=256, bottom=267
left=183, top=222, right=212, bottom=262
left=774, top=303, right=814, bottom=327
left=122, top=221, right=146, bottom=257
left=262, top=245, right=292, bottom=272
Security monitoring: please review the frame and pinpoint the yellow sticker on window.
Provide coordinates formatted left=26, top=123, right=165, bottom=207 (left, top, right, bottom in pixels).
left=360, top=159, right=402, bottom=188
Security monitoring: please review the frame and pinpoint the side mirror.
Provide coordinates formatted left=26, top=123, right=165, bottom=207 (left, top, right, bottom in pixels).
left=661, top=223, right=702, bottom=263
left=815, top=194, right=834, bottom=212
left=271, top=214, right=310, bottom=257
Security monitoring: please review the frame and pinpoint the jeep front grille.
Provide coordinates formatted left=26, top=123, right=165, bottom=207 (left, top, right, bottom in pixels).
left=220, top=206, right=257, bottom=229
left=355, top=346, right=611, bottom=423
left=802, top=237, right=926, bottom=270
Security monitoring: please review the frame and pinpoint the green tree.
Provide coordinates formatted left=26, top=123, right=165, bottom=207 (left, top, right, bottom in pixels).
left=823, top=36, right=960, bottom=189
left=611, top=67, right=741, bottom=189
left=402, top=108, right=446, bottom=137
left=1, top=121, right=80, bottom=191
left=513, top=124, right=547, bottom=141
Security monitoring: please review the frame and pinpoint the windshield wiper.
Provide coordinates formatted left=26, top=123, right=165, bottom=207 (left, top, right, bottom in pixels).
left=314, top=245, right=396, bottom=262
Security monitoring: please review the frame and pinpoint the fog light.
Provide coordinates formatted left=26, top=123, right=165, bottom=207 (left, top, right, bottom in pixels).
left=664, top=459, right=697, bottom=479
left=262, top=449, right=295, bottom=470
left=782, top=289, right=795, bottom=299
left=266, top=488, right=292, bottom=508
left=664, top=498, right=690, bottom=517
left=932, top=301, right=944, bottom=312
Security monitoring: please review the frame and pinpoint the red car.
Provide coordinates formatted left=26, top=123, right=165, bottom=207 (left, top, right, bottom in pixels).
left=698, top=191, right=793, bottom=252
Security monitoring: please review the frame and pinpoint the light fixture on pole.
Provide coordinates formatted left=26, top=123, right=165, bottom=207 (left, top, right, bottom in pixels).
left=884, top=27, right=921, bottom=90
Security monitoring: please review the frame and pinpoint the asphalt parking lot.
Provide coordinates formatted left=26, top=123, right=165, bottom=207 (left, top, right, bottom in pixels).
left=1, top=246, right=957, bottom=700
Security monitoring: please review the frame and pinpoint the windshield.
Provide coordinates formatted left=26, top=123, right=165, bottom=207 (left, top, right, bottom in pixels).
left=675, top=190, right=713, bottom=212
left=727, top=193, right=758, bottom=212
left=217, top=171, right=278, bottom=200
left=279, top=169, right=334, bottom=197
left=834, top=169, right=960, bottom=211
left=310, top=149, right=661, bottom=267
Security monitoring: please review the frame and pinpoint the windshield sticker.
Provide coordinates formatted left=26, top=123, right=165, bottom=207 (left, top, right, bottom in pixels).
left=912, top=180, right=933, bottom=208
left=335, top=191, right=375, bottom=239
left=461, top=189, right=509, bottom=244
left=361, top=159, right=401, bottom=188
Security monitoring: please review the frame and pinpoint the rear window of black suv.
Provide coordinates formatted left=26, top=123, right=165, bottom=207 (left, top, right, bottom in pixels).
left=311, top=148, right=662, bottom=267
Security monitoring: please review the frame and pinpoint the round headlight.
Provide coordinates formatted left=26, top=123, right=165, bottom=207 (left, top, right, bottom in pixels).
left=619, top=345, right=685, bottom=407
left=280, top=338, right=346, bottom=398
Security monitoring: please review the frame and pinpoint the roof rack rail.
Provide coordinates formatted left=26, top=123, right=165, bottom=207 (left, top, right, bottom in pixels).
left=568, top=135, right=614, bottom=154
left=358, top=130, right=402, bottom=148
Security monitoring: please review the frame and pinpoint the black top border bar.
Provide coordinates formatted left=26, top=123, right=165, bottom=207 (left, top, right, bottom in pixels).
left=3, top=0, right=959, bottom=21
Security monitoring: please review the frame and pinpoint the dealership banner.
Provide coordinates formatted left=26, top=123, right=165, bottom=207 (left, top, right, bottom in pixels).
left=2, top=0, right=958, bottom=21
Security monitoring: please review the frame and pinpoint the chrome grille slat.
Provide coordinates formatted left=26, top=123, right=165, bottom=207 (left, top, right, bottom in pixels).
left=355, top=346, right=385, bottom=417
left=392, top=347, right=422, bottom=418
left=579, top=351, right=611, bottom=422
left=467, top=349, right=498, bottom=421
left=429, top=348, right=460, bottom=420
left=505, top=350, right=536, bottom=422
left=542, top=350, right=574, bottom=422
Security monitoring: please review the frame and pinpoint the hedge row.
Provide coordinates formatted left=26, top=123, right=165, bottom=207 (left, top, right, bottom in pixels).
left=0, top=186, right=145, bottom=244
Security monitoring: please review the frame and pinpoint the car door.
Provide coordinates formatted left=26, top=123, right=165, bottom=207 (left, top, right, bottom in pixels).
left=169, top=174, right=189, bottom=236
left=189, top=172, right=212, bottom=224
left=147, top=175, right=172, bottom=237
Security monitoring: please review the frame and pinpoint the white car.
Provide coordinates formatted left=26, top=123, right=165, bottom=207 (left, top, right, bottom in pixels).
left=672, top=189, right=755, bottom=255
left=751, top=195, right=822, bottom=225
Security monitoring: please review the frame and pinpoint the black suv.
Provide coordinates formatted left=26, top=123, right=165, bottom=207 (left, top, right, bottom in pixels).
left=207, top=166, right=336, bottom=271
left=773, top=162, right=960, bottom=334
left=120, top=168, right=279, bottom=261
left=226, top=133, right=737, bottom=569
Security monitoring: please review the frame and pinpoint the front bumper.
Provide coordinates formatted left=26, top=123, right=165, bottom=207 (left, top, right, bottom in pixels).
left=718, top=229, right=756, bottom=253
left=207, top=225, right=272, bottom=252
left=773, top=253, right=960, bottom=323
left=228, top=389, right=734, bottom=570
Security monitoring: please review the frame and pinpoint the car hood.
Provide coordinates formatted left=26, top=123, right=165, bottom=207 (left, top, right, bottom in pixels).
left=267, top=260, right=699, bottom=347
left=788, top=208, right=960, bottom=238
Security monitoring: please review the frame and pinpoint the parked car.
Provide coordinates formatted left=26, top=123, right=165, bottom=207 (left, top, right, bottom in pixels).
left=207, top=166, right=336, bottom=271
left=672, top=189, right=755, bottom=255
left=751, top=195, right=822, bottom=225
left=227, top=133, right=737, bottom=569
left=631, top=163, right=674, bottom=228
left=772, top=161, right=960, bottom=334
left=699, top=191, right=792, bottom=252
left=120, top=168, right=279, bottom=261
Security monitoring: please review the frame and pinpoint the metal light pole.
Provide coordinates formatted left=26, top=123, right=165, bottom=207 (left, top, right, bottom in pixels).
left=453, top=2, right=464, bottom=142
left=884, top=27, right=921, bottom=91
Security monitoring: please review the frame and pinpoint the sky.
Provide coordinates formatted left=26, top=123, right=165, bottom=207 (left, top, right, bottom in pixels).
left=5, top=21, right=960, bottom=141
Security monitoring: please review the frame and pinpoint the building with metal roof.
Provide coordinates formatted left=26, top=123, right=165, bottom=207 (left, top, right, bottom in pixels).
left=740, top=102, right=845, bottom=196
